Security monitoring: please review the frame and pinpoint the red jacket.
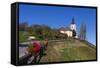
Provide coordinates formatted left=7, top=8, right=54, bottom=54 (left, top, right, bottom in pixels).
left=32, top=41, right=41, bottom=55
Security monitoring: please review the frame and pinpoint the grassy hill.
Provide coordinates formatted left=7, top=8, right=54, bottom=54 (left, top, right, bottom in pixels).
left=40, top=38, right=96, bottom=63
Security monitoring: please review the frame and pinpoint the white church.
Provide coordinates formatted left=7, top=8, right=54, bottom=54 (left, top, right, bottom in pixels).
left=60, top=17, right=78, bottom=38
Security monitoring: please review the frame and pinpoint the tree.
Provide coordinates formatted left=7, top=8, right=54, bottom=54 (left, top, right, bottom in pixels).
left=19, top=22, right=28, bottom=31
left=72, top=30, right=76, bottom=37
left=79, top=21, right=86, bottom=40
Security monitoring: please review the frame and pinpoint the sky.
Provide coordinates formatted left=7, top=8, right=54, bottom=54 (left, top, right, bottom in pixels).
left=19, top=4, right=96, bottom=45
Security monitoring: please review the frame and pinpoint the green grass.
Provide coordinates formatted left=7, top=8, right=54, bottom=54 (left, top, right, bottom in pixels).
left=62, top=44, right=96, bottom=61
left=39, top=38, right=96, bottom=62
left=19, top=31, right=45, bottom=43
left=62, top=47, right=79, bottom=61
left=19, top=31, right=29, bottom=43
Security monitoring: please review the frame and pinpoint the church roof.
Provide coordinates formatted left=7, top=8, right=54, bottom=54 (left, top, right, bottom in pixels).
left=59, top=27, right=66, bottom=31
left=66, top=27, right=72, bottom=31
left=59, top=27, right=72, bottom=31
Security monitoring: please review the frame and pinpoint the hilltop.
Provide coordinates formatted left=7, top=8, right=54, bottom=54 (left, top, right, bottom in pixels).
left=40, top=38, right=96, bottom=63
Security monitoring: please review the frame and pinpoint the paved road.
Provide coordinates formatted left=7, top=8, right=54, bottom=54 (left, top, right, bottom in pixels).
left=19, top=46, right=28, bottom=58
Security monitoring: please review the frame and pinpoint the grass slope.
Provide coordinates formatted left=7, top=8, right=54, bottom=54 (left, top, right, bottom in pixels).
left=40, top=38, right=96, bottom=63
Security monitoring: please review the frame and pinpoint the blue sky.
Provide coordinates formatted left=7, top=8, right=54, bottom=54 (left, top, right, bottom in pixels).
left=19, top=4, right=96, bottom=45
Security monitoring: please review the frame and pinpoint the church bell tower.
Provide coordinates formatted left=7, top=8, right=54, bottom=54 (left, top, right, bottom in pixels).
left=70, top=17, right=76, bottom=31
left=70, top=17, right=76, bottom=37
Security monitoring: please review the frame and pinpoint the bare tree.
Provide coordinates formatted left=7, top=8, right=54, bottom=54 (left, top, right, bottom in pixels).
left=79, top=21, right=86, bottom=40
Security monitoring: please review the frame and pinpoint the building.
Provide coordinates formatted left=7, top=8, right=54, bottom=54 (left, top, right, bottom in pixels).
left=60, top=17, right=78, bottom=38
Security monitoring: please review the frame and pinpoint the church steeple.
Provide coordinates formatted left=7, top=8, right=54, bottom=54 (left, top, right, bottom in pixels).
left=72, top=17, right=75, bottom=24
left=70, top=16, right=76, bottom=31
